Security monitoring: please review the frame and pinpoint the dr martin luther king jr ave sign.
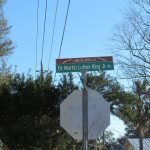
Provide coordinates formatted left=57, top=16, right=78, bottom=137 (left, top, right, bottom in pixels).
left=56, top=56, right=114, bottom=73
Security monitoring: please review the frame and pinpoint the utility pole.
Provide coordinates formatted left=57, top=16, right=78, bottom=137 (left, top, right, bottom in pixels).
left=40, top=61, right=44, bottom=81
left=36, top=61, right=48, bottom=81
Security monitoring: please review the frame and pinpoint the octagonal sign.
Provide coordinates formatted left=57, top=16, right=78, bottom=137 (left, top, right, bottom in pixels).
left=60, top=90, right=110, bottom=140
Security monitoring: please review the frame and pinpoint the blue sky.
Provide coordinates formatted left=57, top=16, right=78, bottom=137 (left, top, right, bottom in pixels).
left=4, top=0, right=128, bottom=74
left=4, top=0, right=128, bottom=138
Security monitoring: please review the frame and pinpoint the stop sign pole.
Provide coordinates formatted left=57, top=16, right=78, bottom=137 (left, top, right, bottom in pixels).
left=82, top=71, right=88, bottom=150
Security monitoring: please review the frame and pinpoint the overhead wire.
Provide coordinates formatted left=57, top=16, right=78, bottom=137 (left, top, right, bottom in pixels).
left=53, top=0, right=71, bottom=82
left=58, top=0, right=71, bottom=58
left=35, top=0, right=40, bottom=77
left=40, top=0, right=48, bottom=63
left=47, top=0, right=59, bottom=71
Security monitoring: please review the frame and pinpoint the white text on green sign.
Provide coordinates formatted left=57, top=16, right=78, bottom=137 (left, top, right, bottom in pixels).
left=56, top=62, right=114, bottom=73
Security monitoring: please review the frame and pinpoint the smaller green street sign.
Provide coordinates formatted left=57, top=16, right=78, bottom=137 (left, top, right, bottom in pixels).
left=56, top=61, right=114, bottom=73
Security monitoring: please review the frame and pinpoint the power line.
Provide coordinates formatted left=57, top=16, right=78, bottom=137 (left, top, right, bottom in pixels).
left=53, top=0, right=71, bottom=82
left=35, top=0, right=40, bottom=77
left=47, top=0, right=59, bottom=71
left=41, top=0, right=48, bottom=63
left=58, top=0, right=71, bottom=58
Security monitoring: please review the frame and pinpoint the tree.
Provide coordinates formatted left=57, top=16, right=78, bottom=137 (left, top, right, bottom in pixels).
left=86, top=72, right=150, bottom=149
left=108, top=79, right=150, bottom=150
left=0, top=73, right=82, bottom=149
left=0, top=73, right=60, bottom=149
left=0, top=0, right=14, bottom=85
left=2, top=71, right=150, bottom=149
left=97, top=130, right=116, bottom=149
left=131, top=80, right=150, bottom=149
left=112, top=0, right=150, bottom=80
left=111, top=0, right=150, bottom=149
left=0, top=0, right=13, bottom=58
left=57, top=73, right=78, bottom=101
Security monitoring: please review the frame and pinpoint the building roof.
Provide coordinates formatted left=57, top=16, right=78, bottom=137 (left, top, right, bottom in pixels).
left=126, top=138, right=150, bottom=150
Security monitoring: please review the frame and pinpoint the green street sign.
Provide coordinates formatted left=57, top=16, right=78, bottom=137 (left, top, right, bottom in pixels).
left=56, top=61, right=114, bottom=73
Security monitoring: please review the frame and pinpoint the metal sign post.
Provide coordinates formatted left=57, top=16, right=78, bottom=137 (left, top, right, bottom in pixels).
left=82, top=71, right=88, bottom=150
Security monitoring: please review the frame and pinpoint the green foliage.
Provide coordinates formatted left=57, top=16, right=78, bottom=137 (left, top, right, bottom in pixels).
left=57, top=73, right=78, bottom=100
left=0, top=0, right=13, bottom=58
left=0, top=73, right=82, bottom=149
left=0, top=73, right=58, bottom=149
left=0, top=0, right=14, bottom=85
left=86, top=72, right=112, bottom=93
left=1, top=71, right=150, bottom=149
left=104, top=131, right=116, bottom=144
left=86, top=72, right=150, bottom=138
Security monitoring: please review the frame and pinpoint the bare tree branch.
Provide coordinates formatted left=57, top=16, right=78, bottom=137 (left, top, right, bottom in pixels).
left=112, top=0, right=150, bottom=81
